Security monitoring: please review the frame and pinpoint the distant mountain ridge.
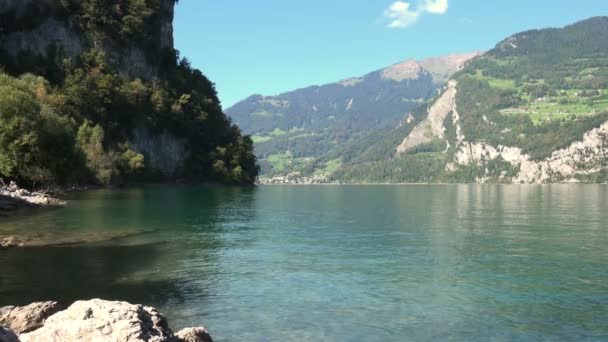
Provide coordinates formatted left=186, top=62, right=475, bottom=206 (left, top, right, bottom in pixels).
left=227, top=52, right=480, bottom=176
left=334, top=17, right=608, bottom=184
left=381, top=53, right=483, bottom=84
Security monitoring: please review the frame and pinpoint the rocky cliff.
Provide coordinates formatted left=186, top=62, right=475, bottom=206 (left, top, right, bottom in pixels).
left=0, top=0, right=259, bottom=186
left=128, top=127, right=187, bottom=176
left=396, top=80, right=459, bottom=154
left=0, top=0, right=175, bottom=79
left=398, top=81, right=608, bottom=183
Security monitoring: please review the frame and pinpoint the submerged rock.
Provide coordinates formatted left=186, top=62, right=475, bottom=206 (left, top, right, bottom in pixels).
left=0, top=302, right=60, bottom=334
left=0, top=229, right=159, bottom=249
left=175, top=327, right=214, bottom=342
left=0, top=299, right=213, bottom=342
left=0, top=237, right=24, bottom=249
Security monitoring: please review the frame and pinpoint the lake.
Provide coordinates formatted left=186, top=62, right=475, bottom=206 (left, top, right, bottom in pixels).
left=1, top=185, right=607, bottom=341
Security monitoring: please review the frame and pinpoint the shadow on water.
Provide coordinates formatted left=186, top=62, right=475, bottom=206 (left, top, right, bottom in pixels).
left=0, top=242, right=187, bottom=307
left=0, top=185, right=259, bottom=311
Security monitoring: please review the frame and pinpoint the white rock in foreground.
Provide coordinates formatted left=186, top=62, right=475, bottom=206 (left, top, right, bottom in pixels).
left=0, top=302, right=60, bottom=334
left=0, top=299, right=213, bottom=342
left=20, top=300, right=172, bottom=342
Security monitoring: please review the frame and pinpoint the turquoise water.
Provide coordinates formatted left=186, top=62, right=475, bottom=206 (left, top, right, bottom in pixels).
left=1, top=185, right=608, bottom=341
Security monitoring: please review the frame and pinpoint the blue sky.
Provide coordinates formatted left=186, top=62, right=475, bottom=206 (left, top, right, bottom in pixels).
left=174, top=0, right=608, bottom=108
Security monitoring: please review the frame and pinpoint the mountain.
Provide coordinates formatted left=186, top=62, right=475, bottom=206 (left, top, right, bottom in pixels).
left=335, top=17, right=608, bottom=183
left=227, top=52, right=480, bottom=177
left=0, top=0, right=258, bottom=186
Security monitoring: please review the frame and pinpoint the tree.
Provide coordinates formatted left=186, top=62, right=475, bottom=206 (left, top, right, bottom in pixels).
left=0, top=74, right=42, bottom=180
left=76, top=122, right=116, bottom=185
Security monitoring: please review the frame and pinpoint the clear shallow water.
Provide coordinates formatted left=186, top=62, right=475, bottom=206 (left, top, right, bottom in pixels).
left=1, top=185, right=608, bottom=341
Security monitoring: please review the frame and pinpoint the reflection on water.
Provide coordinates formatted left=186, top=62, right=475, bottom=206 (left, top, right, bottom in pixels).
left=1, top=185, right=607, bottom=341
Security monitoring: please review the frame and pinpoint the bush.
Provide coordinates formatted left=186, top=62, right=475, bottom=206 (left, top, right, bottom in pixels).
left=76, top=122, right=117, bottom=185
left=0, top=73, right=81, bottom=186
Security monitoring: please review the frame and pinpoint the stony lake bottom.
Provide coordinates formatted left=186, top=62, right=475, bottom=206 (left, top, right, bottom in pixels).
left=1, top=185, right=607, bottom=341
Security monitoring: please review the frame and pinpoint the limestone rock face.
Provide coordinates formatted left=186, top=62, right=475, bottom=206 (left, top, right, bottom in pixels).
left=0, top=18, right=84, bottom=61
left=0, top=302, right=60, bottom=334
left=448, top=119, right=608, bottom=183
left=129, top=127, right=187, bottom=176
left=19, top=300, right=174, bottom=342
left=396, top=80, right=458, bottom=155
left=0, top=0, right=176, bottom=80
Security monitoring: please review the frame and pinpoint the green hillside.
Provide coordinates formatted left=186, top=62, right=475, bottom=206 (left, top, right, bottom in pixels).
left=454, top=16, right=608, bottom=159
left=227, top=53, right=479, bottom=178
left=333, top=17, right=608, bottom=183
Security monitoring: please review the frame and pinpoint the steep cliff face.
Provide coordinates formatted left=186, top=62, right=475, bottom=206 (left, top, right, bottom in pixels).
left=396, top=80, right=458, bottom=154
left=129, top=127, right=186, bottom=176
left=0, top=0, right=183, bottom=176
left=0, top=0, right=175, bottom=80
left=449, top=126, right=608, bottom=183
left=0, top=0, right=259, bottom=186
left=1, top=18, right=84, bottom=59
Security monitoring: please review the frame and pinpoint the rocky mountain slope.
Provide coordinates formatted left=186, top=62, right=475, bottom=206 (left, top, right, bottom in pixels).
left=338, top=16, right=608, bottom=183
left=227, top=53, right=480, bottom=177
left=0, top=0, right=258, bottom=186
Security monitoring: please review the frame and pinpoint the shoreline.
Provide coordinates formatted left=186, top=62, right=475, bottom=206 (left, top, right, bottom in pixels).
left=256, top=181, right=608, bottom=186
left=0, top=181, right=234, bottom=216
left=0, top=183, right=65, bottom=215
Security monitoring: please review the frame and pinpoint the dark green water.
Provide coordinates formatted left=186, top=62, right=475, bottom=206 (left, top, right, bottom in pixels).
left=1, top=185, right=608, bottom=341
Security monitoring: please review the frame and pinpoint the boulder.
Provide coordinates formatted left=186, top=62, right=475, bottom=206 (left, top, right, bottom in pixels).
left=1, top=300, right=213, bottom=342
left=14, top=190, right=29, bottom=197
left=0, top=237, right=24, bottom=249
left=175, top=327, right=214, bottom=342
left=20, top=299, right=174, bottom=342
left=7, top=182, right=18, bottom=192
left=0, top=326, right=19, bottom=342
left=0, top=182, right=65, bottom=211
left=0, top=302, right=60, bottom=334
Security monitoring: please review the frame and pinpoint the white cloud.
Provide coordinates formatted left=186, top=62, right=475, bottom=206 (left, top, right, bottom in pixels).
left=384, top=1, right=420, bottom=28
left=423, top=0, right=448, bottom=14
left=383, top=0, right=449, bottom=28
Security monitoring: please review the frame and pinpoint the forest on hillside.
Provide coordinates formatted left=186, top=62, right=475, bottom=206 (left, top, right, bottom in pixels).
left=329, top=17, right=608, bottom=183
left=0, top=0, right=258, bottom=187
